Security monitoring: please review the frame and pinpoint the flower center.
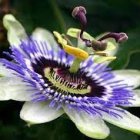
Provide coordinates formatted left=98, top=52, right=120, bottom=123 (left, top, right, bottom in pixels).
left=31, top=52, right=106, bottom=97
left=44, top=67, right=91, bottom=95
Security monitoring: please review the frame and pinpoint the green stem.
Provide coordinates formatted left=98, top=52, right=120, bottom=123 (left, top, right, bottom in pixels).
left=49, top=0, right=66, bottom=32
left=69, top=58, right=82, bottom=73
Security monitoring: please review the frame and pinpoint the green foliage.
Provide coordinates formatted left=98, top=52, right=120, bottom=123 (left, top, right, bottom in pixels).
left=0, top=0, right=140, bottom=140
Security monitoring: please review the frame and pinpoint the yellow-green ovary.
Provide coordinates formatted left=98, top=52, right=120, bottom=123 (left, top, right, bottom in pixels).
left=44, top=68, right=91, bottom=95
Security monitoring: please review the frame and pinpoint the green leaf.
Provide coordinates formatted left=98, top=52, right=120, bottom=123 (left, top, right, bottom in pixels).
left=126, top=52, right=140, bottom=70
left=106, top=123, right=139, bottom=140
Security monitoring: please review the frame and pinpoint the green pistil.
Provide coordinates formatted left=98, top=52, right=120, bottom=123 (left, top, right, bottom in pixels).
left=69, top=58, right=82, bottom=73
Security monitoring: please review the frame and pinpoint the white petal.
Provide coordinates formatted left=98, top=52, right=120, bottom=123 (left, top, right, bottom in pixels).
left=20, top=101, right=64, bottom=124
left=113, top=70, right=140, bottom=88
left=0, top=77, right=36, bottom=101
left=63, top=106, right=110, bottom=139
left=32, top=28, right=59, bottom=51
left=130, top=90, right=140, bottom=107
left=0, top=63, right=15, bottom=77
left=102, top=107, right=140, bottom=134
left=3, top=14, right=27, bottom=47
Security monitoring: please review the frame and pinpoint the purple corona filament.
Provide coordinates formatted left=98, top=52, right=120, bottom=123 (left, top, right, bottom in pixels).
left=0, top=38, right=133, bottom=117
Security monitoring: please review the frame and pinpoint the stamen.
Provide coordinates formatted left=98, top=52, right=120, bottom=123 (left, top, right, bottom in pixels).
left=98, top=32, right=128, bottom=43
left=93, top=52, right=107, bottom=56
left=63, top=44, right=89, bottom=60
left=53, top=31, right=89, bottom=60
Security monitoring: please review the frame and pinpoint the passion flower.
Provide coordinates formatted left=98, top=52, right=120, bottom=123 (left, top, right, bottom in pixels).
left=0, top=6, right=140, bottom=140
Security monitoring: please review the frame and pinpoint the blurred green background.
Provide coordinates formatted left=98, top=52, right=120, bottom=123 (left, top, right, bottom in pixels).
left=0, top=0, right=140, bottom=140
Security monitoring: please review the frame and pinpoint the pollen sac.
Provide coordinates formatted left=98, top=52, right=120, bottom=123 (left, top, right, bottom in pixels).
left=63, top=45, right=89, bottom=60
left=53, top=31, right=89, bottom=60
